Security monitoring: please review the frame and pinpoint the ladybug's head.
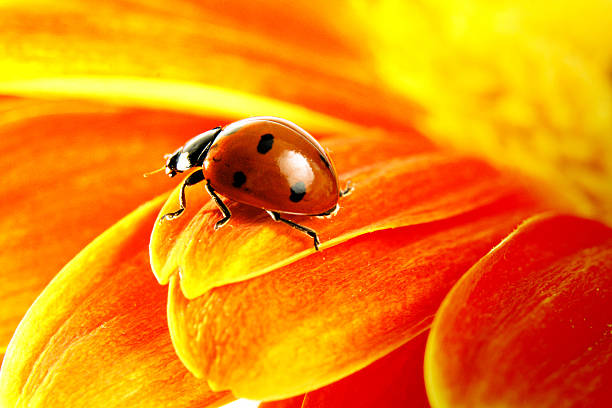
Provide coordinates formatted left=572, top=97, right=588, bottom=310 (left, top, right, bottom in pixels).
left=165, top=126, right=223, bottom=177
left=143, top=148, right=185, bottom=178
left=164, top=149, right=183, bottom=178
left=145, top=126, right=222, bottom=179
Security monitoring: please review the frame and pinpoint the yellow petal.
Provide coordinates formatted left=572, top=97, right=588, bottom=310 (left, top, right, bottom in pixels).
left=357, top=0, right=612, bottom=221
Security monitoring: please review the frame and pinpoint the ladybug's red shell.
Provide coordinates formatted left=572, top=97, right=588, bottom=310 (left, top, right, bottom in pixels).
left=203, top=117, right=339, bottom=215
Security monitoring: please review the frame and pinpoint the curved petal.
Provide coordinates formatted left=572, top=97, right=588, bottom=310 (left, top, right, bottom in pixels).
left=152, top=137, right=556, bottom=298
left=0, top=98, right=223, bottom=354
left=261, top=332, right=430, bottom=408
left=300, top=331, right=430, bottom=408
left=167, top=190, right=546, bottom=400
left=0, top=195, right=231, bottom=407
left=425, top=214, right=612, bottom=407
left=0, top=1, right=420, bottom=130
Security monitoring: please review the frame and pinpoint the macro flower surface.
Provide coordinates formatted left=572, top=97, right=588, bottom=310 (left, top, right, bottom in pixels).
left=0, top=1, right=611, bottom=407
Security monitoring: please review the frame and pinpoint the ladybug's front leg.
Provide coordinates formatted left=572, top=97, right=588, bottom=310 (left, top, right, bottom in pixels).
left=266, top=211, right=321, bottom=251
left=205, top=181, right=232, bottom=230
left=162, top=169, right=205, bottom=221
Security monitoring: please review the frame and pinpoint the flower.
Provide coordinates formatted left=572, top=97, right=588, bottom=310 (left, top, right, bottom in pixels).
left=1, top=1, right=611, bottom=407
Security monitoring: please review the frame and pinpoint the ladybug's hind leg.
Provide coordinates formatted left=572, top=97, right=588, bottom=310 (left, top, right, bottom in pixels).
left=205, top=181, right=232, bottom=230
left=162, top=169, right=205, bottom=221
left=266, top=211, right=321, bottom=251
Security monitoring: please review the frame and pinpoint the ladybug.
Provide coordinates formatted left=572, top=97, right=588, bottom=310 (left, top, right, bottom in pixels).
left=147, top=117, right=352, bottom=250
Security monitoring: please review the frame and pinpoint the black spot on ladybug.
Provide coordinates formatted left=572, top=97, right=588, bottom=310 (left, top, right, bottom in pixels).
left=319, top=153, right=331, bottom=169
left=257, top=133, right=274, bottom=154
left=233, top=171, right=247, bottom=188
left=212, top=156, right=221, bottom=162
left=289, top=181, right=306, bottom=202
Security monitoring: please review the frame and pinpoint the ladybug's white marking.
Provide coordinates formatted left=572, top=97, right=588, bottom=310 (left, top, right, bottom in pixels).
left=177, top=152, right=192, bottom=171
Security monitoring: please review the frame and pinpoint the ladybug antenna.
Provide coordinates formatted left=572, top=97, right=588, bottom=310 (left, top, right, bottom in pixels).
left=143, top=165, right=166, bottom=178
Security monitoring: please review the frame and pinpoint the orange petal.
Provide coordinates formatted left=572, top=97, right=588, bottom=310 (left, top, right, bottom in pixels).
left=167, top=190, right=545, bottom=400
left=0, top=196, right=232, bottom=407
left=0, top=1, right=419, bottom=130
left=0, top=98, right=223, bottom=355
left=425, top=214, right=612, bottom=407
left=152, top=138, right=553, bottom=298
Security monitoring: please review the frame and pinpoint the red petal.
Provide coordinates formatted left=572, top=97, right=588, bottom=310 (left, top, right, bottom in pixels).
left=425, top=214, right=612, bottom=407
left=300, top=331, right=430, bottom=408
left=260, top=396, right=305, bottom=408
left=261, top=332, right=430, bottom=408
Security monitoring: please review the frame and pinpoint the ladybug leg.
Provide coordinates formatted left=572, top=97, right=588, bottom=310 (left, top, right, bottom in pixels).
left=204, top=181, right=232, bottom=230
left=339, top=180, right=353, bottom=198
left=162, top=169, right=205, bottom=220
left=266, top=211, right=321, bottom=251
